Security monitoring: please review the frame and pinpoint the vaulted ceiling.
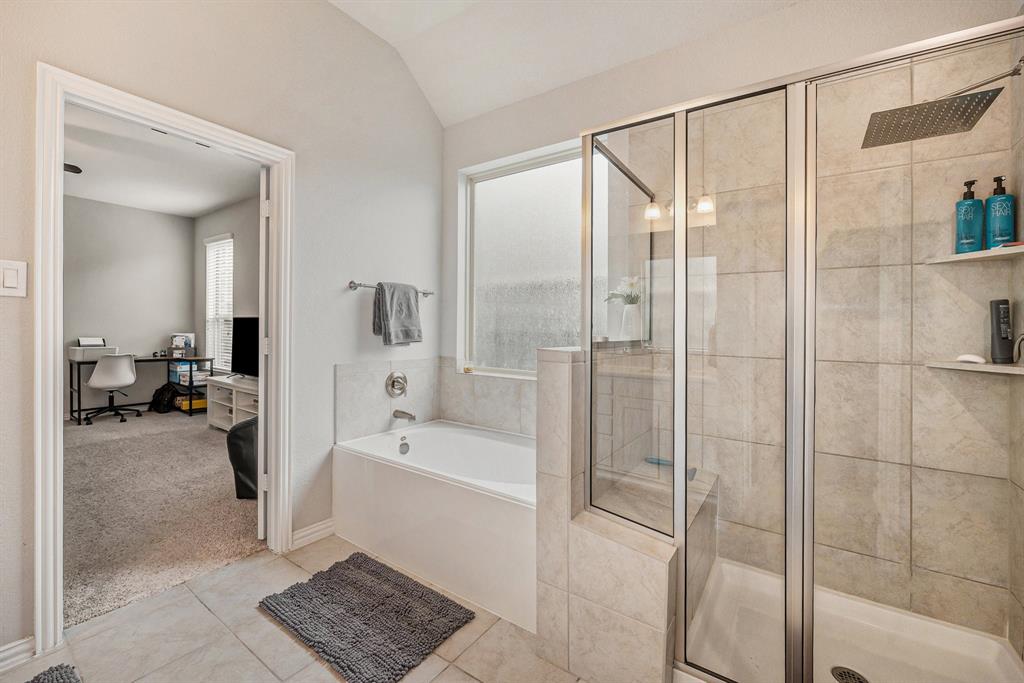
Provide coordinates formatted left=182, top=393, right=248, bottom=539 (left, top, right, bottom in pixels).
left=329, top=0, right=795, bottom=126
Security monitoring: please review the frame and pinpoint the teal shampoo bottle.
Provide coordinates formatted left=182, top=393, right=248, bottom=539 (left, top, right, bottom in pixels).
left=956, top=180, right=984, bottom=254
left=986, top=175, right=1015, bottom=248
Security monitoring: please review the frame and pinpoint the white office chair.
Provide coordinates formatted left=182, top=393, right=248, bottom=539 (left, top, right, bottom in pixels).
left=84, top=354, right=141, bottom=424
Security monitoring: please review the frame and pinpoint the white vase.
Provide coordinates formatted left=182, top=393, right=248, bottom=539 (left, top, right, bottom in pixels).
left=620, top=303, right=641, bottom=340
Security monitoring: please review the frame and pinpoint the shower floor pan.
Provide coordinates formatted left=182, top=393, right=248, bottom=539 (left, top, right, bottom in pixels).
left=686, top=559, right=1024, bottom=683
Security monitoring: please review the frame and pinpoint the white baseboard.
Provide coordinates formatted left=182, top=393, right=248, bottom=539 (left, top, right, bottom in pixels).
left=291, top=518, right=334, bottom=550
left=0, top=636, right=35, bottom=674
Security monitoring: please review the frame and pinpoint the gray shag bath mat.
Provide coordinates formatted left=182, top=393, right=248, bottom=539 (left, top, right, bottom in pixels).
left=27, top=664, right=81, bottom=683
left=260, top=552, right=475, bottom=683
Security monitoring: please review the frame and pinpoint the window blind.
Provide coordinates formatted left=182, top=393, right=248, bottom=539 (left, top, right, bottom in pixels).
left=205, top=237, right=234, bottom=371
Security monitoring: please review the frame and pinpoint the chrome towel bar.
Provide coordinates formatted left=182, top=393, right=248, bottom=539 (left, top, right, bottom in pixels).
left=348, top=280, right=434, bottom=297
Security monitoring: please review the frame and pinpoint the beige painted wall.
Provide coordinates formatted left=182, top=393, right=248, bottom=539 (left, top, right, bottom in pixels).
left=0, top=0, right=442, bottom=645
left=193, top=195, right=261, bottom=358
left=63, top=196, right=196, bottom=411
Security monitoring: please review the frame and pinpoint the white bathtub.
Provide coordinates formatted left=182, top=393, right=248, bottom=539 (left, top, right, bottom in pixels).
left=332, top=420, right=537, bottom=630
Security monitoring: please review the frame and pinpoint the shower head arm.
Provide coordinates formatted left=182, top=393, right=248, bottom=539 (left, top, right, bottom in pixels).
left=942, top=56, right=1024, bottom=99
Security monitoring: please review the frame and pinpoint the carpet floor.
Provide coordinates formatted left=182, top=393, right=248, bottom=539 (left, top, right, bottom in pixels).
left=64, top=411, right=264, bottom=626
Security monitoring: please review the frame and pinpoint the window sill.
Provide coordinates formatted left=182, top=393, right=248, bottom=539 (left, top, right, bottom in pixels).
left=458, top=367, right=537, bottom=381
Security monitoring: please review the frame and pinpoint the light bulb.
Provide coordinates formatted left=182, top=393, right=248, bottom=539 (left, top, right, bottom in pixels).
left=643, top=201, right=662, bottom=220
left=696, top=194, right=715, bottom=214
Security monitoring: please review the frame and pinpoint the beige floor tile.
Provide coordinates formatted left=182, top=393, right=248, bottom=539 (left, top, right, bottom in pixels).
left=402, top=654, right=450, bottom=683
left=67, top=587, right=231, bottom=683
left=434, top=665, right=482, bottom=682
left=286, top=535, right=361, bottom=573
left=187, top=555, right=315, bottom=679
left=454, top=620, right=577, bottom=683
left=286, top=661, right=345, bottom=682
left=433, top=595, right=500, bottom=662
left=64, top=583, right=195, bottom=642
left=136, top=631, right=278, bottom=683
left=0, top=647, right=76, bottom=683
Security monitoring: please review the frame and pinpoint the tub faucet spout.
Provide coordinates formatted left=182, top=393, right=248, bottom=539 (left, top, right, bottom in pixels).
left=393, top=409, right=416, bottom=421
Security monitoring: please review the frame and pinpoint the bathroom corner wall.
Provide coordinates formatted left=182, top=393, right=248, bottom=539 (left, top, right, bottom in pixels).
left=535, top=347, right=676, bottom=683
left=438, top=357, right=536, bottom=435
left=813, top=40, right=1018, bottom=637
left=334, top=358, right=440, bottom=442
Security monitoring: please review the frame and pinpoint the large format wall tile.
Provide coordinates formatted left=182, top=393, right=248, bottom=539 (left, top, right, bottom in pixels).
left=910, top=151, right=1010, bottom=263
left=912, top=467, right=1008, bottom=587
left=717, top=520, right=784, bottom=575
left=538, top=361, right=572, bottom=477
left=701, top=356, right=785, bottom=446
left=705, top=272, right=785, bottom=359
left=814, top=453, right=909, bottom=563
left=814, top=543, right=911, bottom=609
left=537, top=472, right=569, bottom=590
left=815, top=361, right=910, bottom=464
left=816, top=66, right=911, bottom=177
left=701, top=437, right=784, bottom=534
left=912, top=261, right=1013, bottom=362
left=568, top=596, right=669, bottom=683
left=911, top=41, right=1013, bottom=163
left=1012, top=482, right=1024, bottom=603
left=702, top=184, right=786, bottom=274
left=817, top=166, right=912, bottom=268
left=911, top=567, right=1008, bottom=636
left=911, top=366, right=1009, bottom=478
left=816, top=266, right=911, bottom=363
left=568, top=522, right=672, bottom=630
left=703, top=94, right=785, bottom=193
left=535, top=580, right=568, bottom=670
left=335, top=361, right=393, bottom=441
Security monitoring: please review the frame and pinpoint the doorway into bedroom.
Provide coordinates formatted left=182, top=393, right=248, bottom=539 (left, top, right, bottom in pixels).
left=61, top=102, right=267, bottom=626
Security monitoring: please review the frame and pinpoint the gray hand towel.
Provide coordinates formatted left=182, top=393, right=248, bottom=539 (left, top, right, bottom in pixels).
left=373, top=282, right=423, bottom=346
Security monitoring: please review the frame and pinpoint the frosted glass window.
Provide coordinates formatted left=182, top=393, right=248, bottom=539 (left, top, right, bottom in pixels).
left=468, top=156, right=581, bottom=372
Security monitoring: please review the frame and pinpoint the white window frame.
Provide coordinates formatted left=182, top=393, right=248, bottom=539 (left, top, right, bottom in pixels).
left=205, top=233, right=234, bottom=371
left=458, top=141, right=581, bottom=378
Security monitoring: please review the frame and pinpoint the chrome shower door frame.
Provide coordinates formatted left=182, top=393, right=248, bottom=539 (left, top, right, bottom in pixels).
left=577, top=14, right=1024, bottom=683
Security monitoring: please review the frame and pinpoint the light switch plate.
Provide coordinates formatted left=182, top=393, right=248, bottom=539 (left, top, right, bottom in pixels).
left=0, top=260, right=27, bottom=297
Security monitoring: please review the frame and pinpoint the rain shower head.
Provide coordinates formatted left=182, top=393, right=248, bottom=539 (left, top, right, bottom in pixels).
left=861, top=56, right=1024, bottom=149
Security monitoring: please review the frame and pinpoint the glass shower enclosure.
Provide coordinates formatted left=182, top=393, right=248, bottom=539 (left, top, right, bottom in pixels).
left=583, top=16, right=1024, bottom=683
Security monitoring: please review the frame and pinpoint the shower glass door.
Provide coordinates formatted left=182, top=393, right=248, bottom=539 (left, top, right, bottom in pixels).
left=681, top=89, right=789, bottom=682
left=589, top=116, right=675, bottom=535
left=810, top=33, right=1024, bottom=683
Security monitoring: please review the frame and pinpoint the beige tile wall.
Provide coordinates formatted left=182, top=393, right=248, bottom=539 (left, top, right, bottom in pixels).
left=687, top=90, right=788, bottom=576
left=438, top=356, right=536, bottom=436
left=1008, top=31, right=1024, bottom=657
left=814, top=38, right=1022, bottom=638
left=334, top=358, right=440, bottom=442
left=535, top=348, right=676, bottom=683
left=334, top=356, right=536, bottom=442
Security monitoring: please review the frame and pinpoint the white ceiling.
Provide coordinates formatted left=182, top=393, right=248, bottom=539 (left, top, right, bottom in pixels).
left=64, top=104, right=260, bottom=218
left=330, top=0, right=794, bottom=126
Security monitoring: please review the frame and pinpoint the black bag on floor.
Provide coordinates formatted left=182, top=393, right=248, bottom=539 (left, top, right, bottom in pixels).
left=149, top=382, right=182, bottom=413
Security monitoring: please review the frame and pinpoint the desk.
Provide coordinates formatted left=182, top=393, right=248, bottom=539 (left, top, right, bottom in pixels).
left=68, top=356, right=214, bottom=425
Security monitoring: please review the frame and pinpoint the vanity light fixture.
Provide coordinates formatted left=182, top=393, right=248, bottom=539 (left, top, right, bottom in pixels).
left=644, top=201, right=662, bottom=220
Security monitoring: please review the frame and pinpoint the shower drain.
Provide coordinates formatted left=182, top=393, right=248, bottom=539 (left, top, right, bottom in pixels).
left=831, top=666, right=869, bottom=683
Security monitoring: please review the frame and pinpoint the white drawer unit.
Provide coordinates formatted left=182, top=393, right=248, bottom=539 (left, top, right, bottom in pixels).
left=205, top=375, right=259, bottom=431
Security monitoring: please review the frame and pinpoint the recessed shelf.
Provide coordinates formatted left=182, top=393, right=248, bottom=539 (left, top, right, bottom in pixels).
left=925, top=245, right=1024, bottom=264
left=925, top=361, right=1024, bottom=376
